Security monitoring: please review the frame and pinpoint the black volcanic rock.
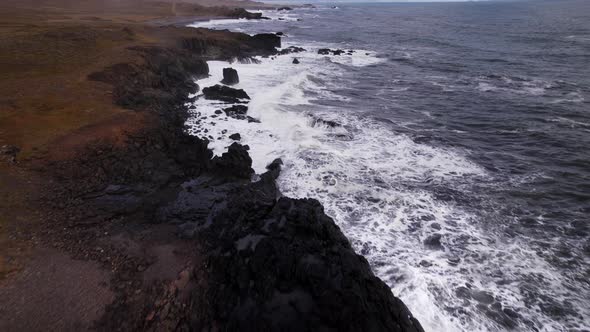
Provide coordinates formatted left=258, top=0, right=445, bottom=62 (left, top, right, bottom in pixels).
left=277, top=6, right=293, bottom=11
left=203, top=85, right=250, bottom=103
left=222, top=105, right=248, bottom=119
left=292, top=58, right=300, bottom=64
left=191, top=169, right=425, bottom=332
left=249, top=33, right=281, bottom=51
left=278, top=46, right=306, bottom=55
left=318, top=48, right=346, bottom=56
left=229, top=133, right=241, bottom=141
left=85, top=27, right=423, bottom=332
left=247, top=116, right=260, bottom=123
left=311, top=116, right=341, bottom=128
left=221, top=67, right=239, bottom=85
left=211, top=143, right=253, bottom=179
left=229, top=8, right=269, bottom=20
left=265, top=158, right=283, bottom=179
left=90, top=47, right=209, bottom=113
left=182, top=33, right=279, bottom=59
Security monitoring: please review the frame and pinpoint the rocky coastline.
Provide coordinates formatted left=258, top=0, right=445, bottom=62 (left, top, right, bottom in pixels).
left=0, top=2, right=423, bottom=331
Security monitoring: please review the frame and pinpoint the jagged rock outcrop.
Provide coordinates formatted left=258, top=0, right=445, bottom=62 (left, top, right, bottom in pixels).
left=181, top=33, right=281, bottom=59
left=211, top=142, right=254, bottom=179
left=318, top=48, right=346, bottom=56
left=278, top=46, right=306, bottom=55
left=184, top=162, right=424, bottom=332
left=249, top=33, right=281, bottom=51
left=221, top=67, right=239, bottom=85
left=229, top=8, right=270, bottom=20
left=202, top=85, right=250, bottom=103
left=310, top=116, right=341, bottom=128
left=222, top=104, right=249, bottom=119
left=89, top=46, right=209, bottom=115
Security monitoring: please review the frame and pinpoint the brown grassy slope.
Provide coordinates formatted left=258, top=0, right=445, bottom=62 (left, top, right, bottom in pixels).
left=153, top=0, right=277, bottom=9
left=0, top=0, right=261, bottom=280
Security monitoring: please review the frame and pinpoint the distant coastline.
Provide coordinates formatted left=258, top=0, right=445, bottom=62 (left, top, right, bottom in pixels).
left=0, top=1, right=423, bottom=331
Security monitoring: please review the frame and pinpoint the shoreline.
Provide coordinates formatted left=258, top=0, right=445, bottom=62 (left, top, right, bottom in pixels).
left=0, top=1, right=423, bottom=331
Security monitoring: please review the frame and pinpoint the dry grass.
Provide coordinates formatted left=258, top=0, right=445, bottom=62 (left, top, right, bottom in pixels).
left=0, top=0, right=261, bottom=279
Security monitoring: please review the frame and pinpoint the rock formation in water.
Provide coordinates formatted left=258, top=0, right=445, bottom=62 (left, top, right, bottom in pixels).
left=202, top=84, right=250, bottom=103
left=221, top=67, right=239, bottom=85
left=318, top=48, right=346, bottom=56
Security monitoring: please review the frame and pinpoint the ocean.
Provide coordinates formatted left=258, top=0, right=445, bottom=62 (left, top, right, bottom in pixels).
left=186, top=1, right=590, bottom=331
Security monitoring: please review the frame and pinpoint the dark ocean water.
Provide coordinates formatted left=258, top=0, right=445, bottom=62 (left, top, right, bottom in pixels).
left=189, top=1, right=590, bottom=330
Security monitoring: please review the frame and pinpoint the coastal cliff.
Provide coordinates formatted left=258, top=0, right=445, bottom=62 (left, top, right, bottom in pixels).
left=0, top=1, right=423, bottom=331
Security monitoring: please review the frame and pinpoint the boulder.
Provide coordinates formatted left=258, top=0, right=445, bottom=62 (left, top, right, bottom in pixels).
left=222, top=105, right=248, bottom=119
left=229, top=8, right=270, bottom=20
left=317, top=48, right=346, bottom=56
left=265, top=158, right=283, bottom=179
left=310, top=116, right=340, bottom=128
left=229, top=133, right=241, bottom=141
left=221, top=67, right=239, bottom=85
left=278, top=46, right=306, bottom=55
left=249, top=33, right=281, bottom=51
left=292, top=58, right=300, bottom=64
left=202, top=85, right=250, bottom=103
left=277, top=6, right=293, bottom=11
left=246, top=116, right=260, bottom=123
left=211, top=143, right=254, bottom=179
left=194, top=186, right=425, bottom=332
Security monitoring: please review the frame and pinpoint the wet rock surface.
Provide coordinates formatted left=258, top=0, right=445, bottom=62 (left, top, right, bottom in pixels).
left=222, top=104, right=249, bottom=119
left=182, top=33, right=281, bottom=59
left=202, top=84, right=250, bottom=103
left=228, top=8, right=270, bottom=20
left=188, top=164, right=425, bottom=332
left=310, top=115, right=341, bottom=128
left=221, top=67, right=239, bottom=85
left=249, top=33, right=282, bottom=52
left=278, top=45, right=306, bottom=55
left=318, top=48, right=349, bottom=56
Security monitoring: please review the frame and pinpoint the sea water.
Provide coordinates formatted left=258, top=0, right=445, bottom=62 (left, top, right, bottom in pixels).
left=186, top=2, right=590, bottom=331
